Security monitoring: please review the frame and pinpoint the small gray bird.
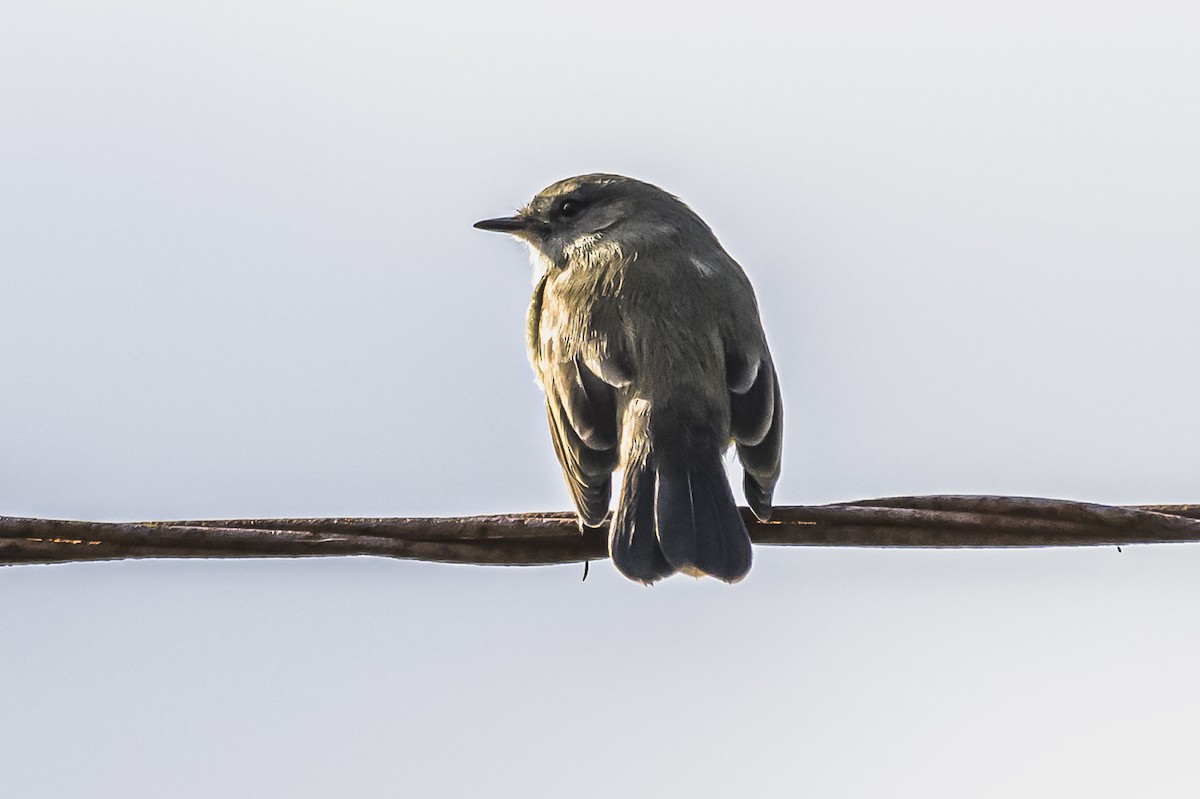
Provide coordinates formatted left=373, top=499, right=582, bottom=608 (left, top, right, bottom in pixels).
left=475, top=174, right=782, bottom=583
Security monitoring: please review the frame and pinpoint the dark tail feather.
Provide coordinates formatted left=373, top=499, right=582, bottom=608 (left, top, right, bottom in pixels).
left=609, top=450, right=675, bottom=584
left=654, top=453, right=753, bottom=583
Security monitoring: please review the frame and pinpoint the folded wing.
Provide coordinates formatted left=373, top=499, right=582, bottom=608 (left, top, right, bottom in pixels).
left=727, top=352, right=783, bottom=521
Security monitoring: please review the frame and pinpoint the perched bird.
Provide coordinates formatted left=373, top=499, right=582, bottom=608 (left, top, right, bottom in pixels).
left=475, top=174, right=782, bottom=583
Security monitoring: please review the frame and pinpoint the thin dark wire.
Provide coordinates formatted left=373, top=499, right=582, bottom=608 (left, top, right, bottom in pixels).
left=1, top=496, right=1197, bottom=567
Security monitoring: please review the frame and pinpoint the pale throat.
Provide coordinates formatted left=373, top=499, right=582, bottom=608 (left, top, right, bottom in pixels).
left=521, top=240, right=555, bottom=284
left=524, top=233, right=629, bottom=282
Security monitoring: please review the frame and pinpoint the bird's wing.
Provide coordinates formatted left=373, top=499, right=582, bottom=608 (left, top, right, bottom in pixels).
left=530, top=275, right=622, bottom=527
left=543, top=357, right=620, bottom=527
left=728, top=352, right=782, bottom=521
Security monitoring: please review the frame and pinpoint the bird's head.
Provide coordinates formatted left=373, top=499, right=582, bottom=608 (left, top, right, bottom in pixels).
left=474, top=173, right=709, bottom=267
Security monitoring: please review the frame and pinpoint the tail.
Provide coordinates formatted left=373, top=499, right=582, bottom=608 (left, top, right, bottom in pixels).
left=609, top=439, right=753, bottom=585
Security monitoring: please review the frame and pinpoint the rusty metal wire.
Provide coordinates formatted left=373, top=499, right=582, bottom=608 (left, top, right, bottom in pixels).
left=1, top=496, right=1197, bottom=567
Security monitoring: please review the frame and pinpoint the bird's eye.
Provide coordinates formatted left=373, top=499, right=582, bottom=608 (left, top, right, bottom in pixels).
left=559, top=200, right=582, bottom=218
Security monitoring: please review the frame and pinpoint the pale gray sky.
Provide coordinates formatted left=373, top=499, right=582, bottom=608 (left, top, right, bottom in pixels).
left=2, top=1, right=1199, bottom=796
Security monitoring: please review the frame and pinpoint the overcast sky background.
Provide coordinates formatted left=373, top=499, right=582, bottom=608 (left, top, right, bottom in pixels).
left=2, top=1, right=1199, bottom=796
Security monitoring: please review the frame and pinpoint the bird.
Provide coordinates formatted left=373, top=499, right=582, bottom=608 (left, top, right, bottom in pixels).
left=475, top=174, right=782, bottom=584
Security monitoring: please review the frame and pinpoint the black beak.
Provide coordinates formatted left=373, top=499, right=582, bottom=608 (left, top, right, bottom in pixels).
left=473, top=215, right=529, bottom=233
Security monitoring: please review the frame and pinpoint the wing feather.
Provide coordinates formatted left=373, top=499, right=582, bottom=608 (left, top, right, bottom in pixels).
left=543, top=358, right=620, bottom=527
left=729, top=356, right=782, bottom=521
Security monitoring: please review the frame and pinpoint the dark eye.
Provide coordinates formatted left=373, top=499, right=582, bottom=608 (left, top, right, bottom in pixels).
left=559, top=199, right=582, bottom=218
